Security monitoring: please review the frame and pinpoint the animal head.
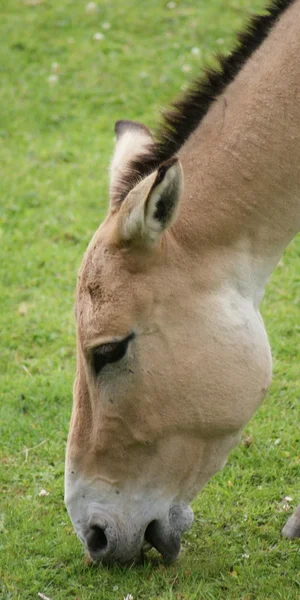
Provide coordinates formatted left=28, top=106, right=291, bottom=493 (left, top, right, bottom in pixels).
left=65, top=118, right=270, bottom=564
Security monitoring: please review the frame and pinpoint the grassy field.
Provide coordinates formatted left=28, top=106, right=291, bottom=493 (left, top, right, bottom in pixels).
left=1, top=0, right=299, bottom=598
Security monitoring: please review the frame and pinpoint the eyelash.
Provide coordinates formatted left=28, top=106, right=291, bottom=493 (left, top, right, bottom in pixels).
left=91, top=334, right=134, bottom=376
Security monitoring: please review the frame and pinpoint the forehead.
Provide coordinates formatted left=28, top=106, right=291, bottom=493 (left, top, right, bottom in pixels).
left=76, top=228, right=158, bottom=344
left=78, top=223, right=157, bottom=298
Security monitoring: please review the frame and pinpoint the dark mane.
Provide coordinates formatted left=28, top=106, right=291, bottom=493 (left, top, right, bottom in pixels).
left=117, top=0, right=295, bottom=202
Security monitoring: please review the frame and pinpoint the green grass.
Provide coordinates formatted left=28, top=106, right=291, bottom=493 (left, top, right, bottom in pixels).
left=1, top=0, right=299, bottom=598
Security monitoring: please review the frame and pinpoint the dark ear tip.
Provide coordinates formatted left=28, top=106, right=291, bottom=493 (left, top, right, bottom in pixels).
left=155, top=157, right=178, bottom=185
left=114, top=120, right=127, bottom=138
left=114, top=120, right=152, bottom=139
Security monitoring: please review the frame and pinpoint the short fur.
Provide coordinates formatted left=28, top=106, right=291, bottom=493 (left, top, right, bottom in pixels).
left=116, top=0, right=295, bottom=203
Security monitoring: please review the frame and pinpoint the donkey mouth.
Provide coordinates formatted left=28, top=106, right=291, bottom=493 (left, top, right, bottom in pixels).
left=82, top=504, right=194, bottom=565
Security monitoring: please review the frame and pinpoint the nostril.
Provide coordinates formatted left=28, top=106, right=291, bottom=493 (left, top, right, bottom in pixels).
left=86, top=525, right=108, bottom=553
left=144, top=520, right=157, bottom=546
left=144, top=519, right=181, bottom=563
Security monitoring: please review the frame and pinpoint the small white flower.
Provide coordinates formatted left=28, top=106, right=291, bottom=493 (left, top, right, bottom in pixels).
left=85, top=2, right=98, bottom=14
left=191, top=47, right=200, bottom=56
left=39, top=489, right=49, bottom=496
left=48, top=75, right=58, bottom=86
left=112, top=585, right=119, bottom=592
left=51, top=62, right=59, bottom=74
left=181, top=64, right=191, bottom=73
left=167, top=1, right=176, bottom=8
left=283, top=496, right=293, bottom=502
left=102, top=22, right=111, bottom=30
left=274, top=438, right=281, bottom=445
left=123, top=595, right=134, bottom=600
left=242, top=553, right=250, bottom=559
left=93, top=32, right=104, bottom=41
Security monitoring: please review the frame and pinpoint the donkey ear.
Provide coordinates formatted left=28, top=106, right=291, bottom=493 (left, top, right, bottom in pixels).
left=109, top=120, right=153, bottom=207
left=144, top=158, right=183, bottom=238
left=117, top=158, right=183, bottom=244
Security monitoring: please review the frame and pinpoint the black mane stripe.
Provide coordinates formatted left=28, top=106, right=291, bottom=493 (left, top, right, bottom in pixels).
left=116, top=0, right=295, bottom=203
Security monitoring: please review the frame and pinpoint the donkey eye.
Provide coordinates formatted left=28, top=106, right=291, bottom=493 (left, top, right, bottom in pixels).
left=92, top=333, right=134, bottom=376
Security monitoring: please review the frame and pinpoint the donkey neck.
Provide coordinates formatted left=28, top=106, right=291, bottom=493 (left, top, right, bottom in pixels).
left=177, top=0, right=300, bottom=287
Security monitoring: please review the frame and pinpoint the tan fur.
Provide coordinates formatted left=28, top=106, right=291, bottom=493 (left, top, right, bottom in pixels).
left=65, top=0, right=300, bottom=562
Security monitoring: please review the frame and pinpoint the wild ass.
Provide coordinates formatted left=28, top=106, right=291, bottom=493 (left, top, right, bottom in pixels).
left=65, top=0, right=300, bottom=564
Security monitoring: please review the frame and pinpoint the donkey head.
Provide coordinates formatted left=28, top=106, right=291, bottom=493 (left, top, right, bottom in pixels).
left=65, top=120, right=269, bottom=564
